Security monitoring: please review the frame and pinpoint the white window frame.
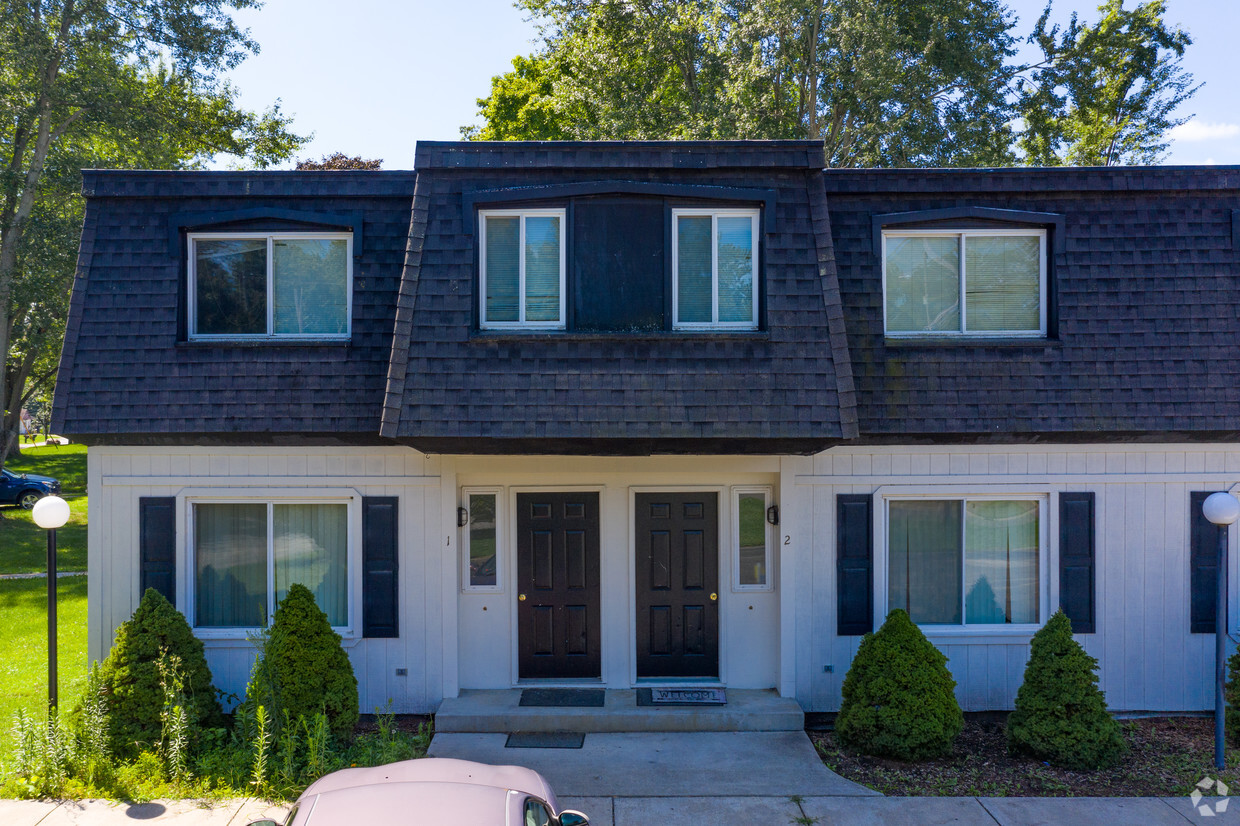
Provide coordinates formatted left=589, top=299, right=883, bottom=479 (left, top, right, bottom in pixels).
left=185, top=494, right=358, bottom=639
left=732, top=485, right=774, bottom=592
left=461, top=486, right=504, bottom=593
left=879, top=491, right=1049, bottom=636
left=187, top=232, right=353, bottom=342
left=881, top=228, right=1047, bottom=338
left=478, top=210, right=567, bottom=330
left=671, top=208, right=761, bottom=331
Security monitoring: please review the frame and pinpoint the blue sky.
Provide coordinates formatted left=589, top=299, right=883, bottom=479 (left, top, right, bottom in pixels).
left=222, top=0, right=1239, bottom=169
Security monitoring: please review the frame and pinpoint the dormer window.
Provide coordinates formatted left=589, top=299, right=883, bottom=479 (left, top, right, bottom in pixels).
left=479, top=210, right=566, bottom=330
left=188, top=232, right=352, bottom=340
left=882, top=229, right=1046, bottom=337
left=673, top=209, right=760, bottom=330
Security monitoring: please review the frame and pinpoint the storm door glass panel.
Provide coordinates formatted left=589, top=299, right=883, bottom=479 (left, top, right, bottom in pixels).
left=195, top=239, right=267, bottom=335
left=964, top=236, right=1041, bottom=332
left=468, top=493, right=498, bottom=588
left=964, top=501, right=1039, bottom=625
left=737, top=493, right=767, bottom=587
left=485, top=216, right=520, bottom=322
left=717, top=216, right=754, bottom=324
left=273, top=504, right=348, bottom=626
left=885, top=236, right=960, bottom=333
left=524, top=215, right=561, bottom=322
left=194, top=503, right=268, bottom=627
left=272, top=239, right=349, bottom=335
left=677, top=216, right=712, bottom=323
left=888, top=500, right=962, bottom=624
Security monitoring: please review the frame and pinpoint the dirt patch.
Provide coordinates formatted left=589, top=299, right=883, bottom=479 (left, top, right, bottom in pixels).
left=810, top=717, right=1240, bottom=797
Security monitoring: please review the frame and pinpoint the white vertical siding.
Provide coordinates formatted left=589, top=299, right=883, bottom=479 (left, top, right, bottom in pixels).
left=794, top=444, right=1238, bottom=713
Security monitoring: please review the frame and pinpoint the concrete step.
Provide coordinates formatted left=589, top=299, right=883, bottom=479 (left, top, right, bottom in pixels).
left=434, top=688, right=804, bottom=733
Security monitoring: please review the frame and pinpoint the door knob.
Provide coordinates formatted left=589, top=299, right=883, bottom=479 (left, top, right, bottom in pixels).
left=710, top=593, right=717, bottom=601
left=519, top=594, right=526, bottom=601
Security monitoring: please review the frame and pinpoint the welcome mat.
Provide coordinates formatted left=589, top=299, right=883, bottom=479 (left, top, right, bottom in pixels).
left=637, top=687, right=727, bottom=706
left=505, top=732, right=586, bottom=749
left=519, top=688, right=606, bottom=708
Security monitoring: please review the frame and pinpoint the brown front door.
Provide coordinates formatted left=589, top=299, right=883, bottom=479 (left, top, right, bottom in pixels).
left=635, top=492, right=720, bottom=678
left=516, top=492, right=601, bottom=679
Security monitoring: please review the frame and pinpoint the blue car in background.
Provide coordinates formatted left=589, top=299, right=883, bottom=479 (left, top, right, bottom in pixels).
left=0, top=467, right=61, bottom=509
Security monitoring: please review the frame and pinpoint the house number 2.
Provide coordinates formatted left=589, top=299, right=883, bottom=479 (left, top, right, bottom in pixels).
left=784, top=535, right=791, bottom=545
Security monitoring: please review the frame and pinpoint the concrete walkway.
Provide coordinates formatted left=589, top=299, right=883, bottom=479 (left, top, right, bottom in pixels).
left=2, top=795, right=1236, bottom=825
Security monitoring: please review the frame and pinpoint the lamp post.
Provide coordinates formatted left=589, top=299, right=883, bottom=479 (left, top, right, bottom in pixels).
left=1203, top=491, right=1240, bottom=771
left=31, top=495, right=70, bottom=713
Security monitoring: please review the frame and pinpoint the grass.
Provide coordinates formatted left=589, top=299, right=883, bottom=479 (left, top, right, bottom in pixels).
left=0, top=444, right=87, bottom=574
left=0, top=577, right=89, bottom=756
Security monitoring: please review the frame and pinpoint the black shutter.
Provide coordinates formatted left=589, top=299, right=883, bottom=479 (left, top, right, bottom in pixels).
left=362, top=496, right=399, bottom=638
left=1058, top=492, right=1096, bottom=634
left=1191, top=491, right=1222, bottom=634
left=837, top=494, right=874, bottom=635
left=139, top=497, right=177, bottom=604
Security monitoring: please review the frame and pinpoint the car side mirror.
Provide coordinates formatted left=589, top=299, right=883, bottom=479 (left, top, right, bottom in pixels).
left=558, top=812, right=590, bottom=826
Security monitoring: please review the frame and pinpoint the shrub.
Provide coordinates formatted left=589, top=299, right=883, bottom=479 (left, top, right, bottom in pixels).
left=244, top=583, right=358, bottom=742
left=1007, top=610, right=1126, bottom=770
left=1225, top=649, right=1240, bottom=745
left=95, top=589, right=223, bottom=758
left=835, top=609, right=963, bottom=760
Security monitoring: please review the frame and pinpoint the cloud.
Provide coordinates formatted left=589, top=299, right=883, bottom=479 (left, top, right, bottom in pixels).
left=1168, top=120, right=1240, bottom=142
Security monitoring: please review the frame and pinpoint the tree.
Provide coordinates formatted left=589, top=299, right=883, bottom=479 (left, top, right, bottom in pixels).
left=296, top=152, right=383, bottom=170
left=0, top=0, right=307, bottom=470
left=465, top=0, right=1197, bottom=169
left=1016, top=0, right=1196, bottom=166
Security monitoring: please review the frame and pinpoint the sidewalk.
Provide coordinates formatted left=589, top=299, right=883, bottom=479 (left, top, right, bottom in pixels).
left=1, top=795, right=1234, bottom=825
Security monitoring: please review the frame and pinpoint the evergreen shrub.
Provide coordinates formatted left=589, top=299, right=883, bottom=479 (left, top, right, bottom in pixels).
left=1007, top=610, right=1126, bottom=769
left=95, top=588, right=222, bottom=758
left=1227, top=648, right=1240, bottom=745
left=835, top=609, right=963, bottom=760
left=244, top=583, right=358, bottom=742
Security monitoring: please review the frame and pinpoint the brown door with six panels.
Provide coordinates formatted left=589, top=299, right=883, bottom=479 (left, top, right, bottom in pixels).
left=635, top=492, right=720, bottom=678
left=516, top=492, right=601, bottom=679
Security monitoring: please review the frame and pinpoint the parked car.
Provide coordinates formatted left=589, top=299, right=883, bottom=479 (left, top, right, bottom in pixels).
left=0, top=467, right=61, bottom=509
left=248, top=758, right=590, bottom=826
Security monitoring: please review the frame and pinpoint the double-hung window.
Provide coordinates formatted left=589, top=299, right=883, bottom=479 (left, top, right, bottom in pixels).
left=479, top=210, right=566, bottom=329
left=673, top=209, right=760, bottom=330
left=883, top=229, right=1045, bottom=337
left=189, top=233, right=352, bottom=340
left=191, top=500, right=350, bottom=630
left=887, top=496, right=1044, bottom=627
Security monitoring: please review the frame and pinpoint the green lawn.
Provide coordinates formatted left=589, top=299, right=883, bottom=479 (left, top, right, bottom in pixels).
left=0, top=577, right=89, bottom=753
left=0, top=444, right=88, bottom=574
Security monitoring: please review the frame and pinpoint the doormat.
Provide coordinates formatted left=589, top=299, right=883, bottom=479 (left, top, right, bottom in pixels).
left=505, top=732, right=586, bottom=749
left=519, top=688, right=606, bottom=708
left=637, top=687, right=727, bottom=706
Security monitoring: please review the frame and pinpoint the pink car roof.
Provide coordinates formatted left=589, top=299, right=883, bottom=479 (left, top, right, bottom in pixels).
left=299, top=781, right=513, bottom=824
left=299, top=758, right=558, bottom=807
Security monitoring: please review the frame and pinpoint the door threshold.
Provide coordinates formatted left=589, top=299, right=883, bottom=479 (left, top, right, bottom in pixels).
left=515, top=679, right=604, bottom=687
left=635, top=677, right=724, bottom=688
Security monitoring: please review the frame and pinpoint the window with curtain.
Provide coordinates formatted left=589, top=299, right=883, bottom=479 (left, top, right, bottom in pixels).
left=480, top=210, right=565, bottom=329
left=190, top=233, right=351, bottom=339
left=193, top=501, right=350, bottom=629
left=673, top=209, right=759, bottom=329
left=888, top=498, right=1041, bottom=627
left=883, top=230, right=1044, bottom=337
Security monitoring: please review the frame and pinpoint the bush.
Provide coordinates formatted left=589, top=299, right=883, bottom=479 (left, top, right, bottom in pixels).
left=1007, top=610, right=1125, bottom=769
left=835, top=609, right=963, bottom=760
left=95, top=589, right=223, bottom=758
left=244, top=583, right=358, bottom=742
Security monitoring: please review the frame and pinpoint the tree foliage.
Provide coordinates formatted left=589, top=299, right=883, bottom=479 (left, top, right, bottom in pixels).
left=465, top=0, right=1196, bottom=169
left=0, top=0, right=307, bottom=470
left=295, top=152, right=383, bottom=170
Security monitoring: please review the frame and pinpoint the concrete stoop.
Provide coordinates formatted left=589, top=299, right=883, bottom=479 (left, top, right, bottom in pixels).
left=433, top=688, right=804, bottom=734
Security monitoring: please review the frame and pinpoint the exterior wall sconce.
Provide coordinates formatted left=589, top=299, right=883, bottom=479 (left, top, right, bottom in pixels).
left=457, top=507, right=470, bottom=527
left=766, top=504, right=779, bottom=525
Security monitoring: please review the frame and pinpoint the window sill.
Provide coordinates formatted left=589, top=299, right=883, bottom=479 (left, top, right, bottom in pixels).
left=196, top=630, right=361, bottom=648
left=470, top=330, right=771, bottom=343
left=179, top=338, right=352, bottom=348
left=883, top=337, right=1060, bottom=349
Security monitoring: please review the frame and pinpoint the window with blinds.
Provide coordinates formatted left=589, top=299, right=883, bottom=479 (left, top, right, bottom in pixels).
left=479, top=209, right=566, bottom=329
left=673, top=209, right=760, bottom=330
left=883, top=229, right=1045, bottom=337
